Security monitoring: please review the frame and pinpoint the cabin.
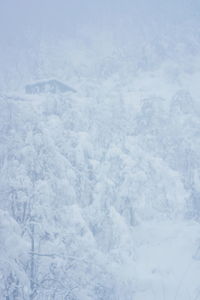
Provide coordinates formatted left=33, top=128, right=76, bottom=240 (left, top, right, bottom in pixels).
left=25, top=79, right=76, bottom=95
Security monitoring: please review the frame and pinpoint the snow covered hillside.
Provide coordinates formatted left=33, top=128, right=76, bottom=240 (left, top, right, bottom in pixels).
left=1, top=63, right=200, bottom=299
left=1, top=1, right=200, bottom=299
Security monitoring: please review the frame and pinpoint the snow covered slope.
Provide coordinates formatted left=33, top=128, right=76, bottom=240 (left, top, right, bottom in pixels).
left=134, top=220, right=200, bottom=300
left=1, top=5, right=200, bottom=295
left=1, top=67, right=200, bottom=299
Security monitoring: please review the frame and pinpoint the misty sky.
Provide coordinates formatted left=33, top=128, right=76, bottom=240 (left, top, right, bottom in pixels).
left=1, top=0, right=199, bottom=43
left=0, top=0, right=200, bottom=89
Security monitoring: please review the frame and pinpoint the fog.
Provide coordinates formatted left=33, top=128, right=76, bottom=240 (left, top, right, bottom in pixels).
left=1, top=0, right=200, bottom=51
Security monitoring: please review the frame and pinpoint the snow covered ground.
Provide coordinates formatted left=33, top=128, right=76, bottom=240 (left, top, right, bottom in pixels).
left=134, top=220, right=200, bottom=300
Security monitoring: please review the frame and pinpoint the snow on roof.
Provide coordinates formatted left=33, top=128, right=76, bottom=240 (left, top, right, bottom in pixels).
left=25, top=79, right=76, bottom=94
